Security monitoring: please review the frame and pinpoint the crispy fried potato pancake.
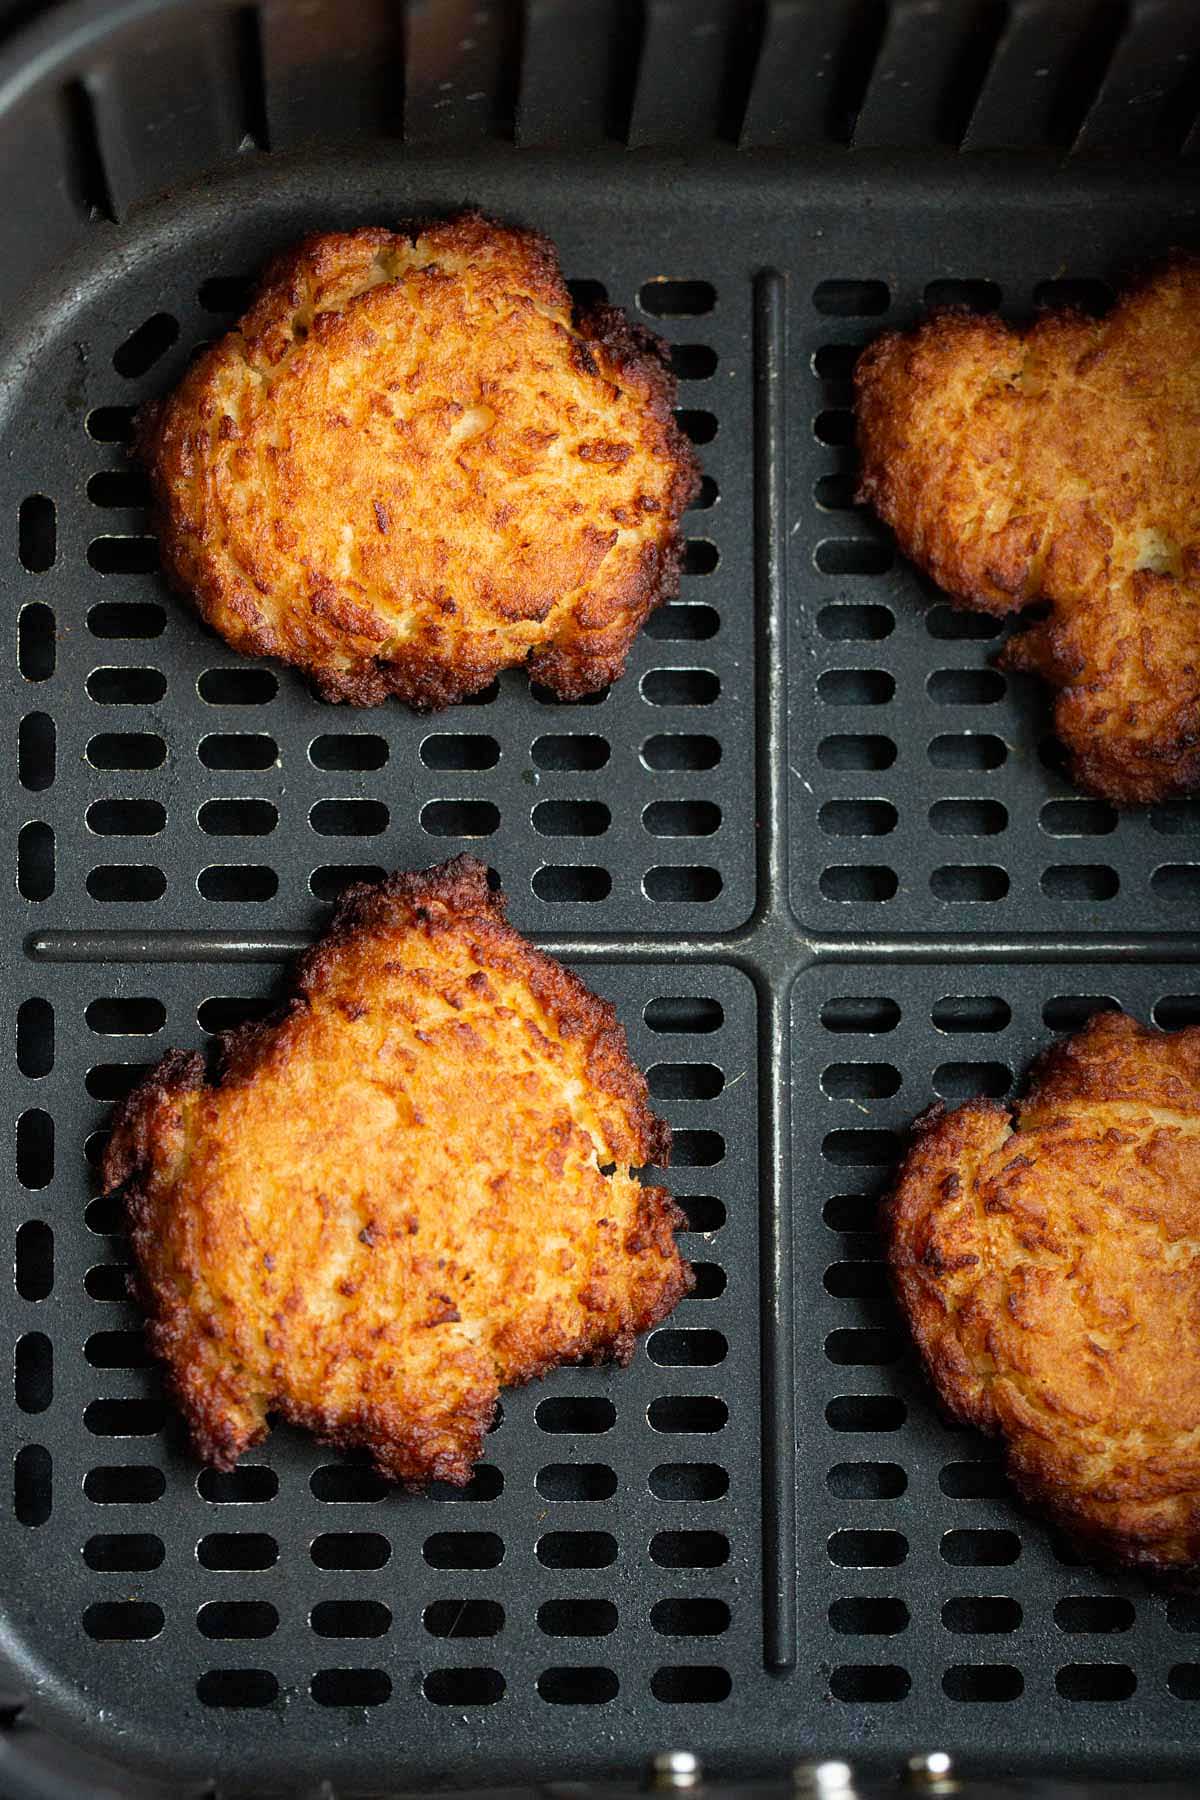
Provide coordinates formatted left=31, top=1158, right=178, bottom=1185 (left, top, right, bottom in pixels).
left=140, top=212, right=700, bottom=707
left=887, top=1010, right=1200, bottom=1571
left=101, top=857, right=691, bottom=1484
left=855, top=261, right=1200, bottom=803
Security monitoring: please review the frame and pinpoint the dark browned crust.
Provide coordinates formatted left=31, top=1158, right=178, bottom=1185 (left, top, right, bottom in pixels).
left=854, top=256, right=1200, bottom=805
left=138, top=212, right=701, bottom=711
left=885, top=1010, right=1200, bottom=1575
left=102, top=856, right=689, bottom=1486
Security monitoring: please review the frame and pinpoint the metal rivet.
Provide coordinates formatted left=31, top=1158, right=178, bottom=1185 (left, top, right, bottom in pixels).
left=905, top=1751, right=957, bottom=1791
left=648, top=1751, right=702, bottom=1790
left=793, top=1763, right=854, bottom=1795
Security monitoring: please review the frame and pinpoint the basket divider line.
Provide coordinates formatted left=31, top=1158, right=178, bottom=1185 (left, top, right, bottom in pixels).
left=752, top=265, right=798, bottom=1674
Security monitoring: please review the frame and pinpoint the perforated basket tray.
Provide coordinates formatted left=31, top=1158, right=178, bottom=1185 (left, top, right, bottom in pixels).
left=3, top=1, right=1200, bottom=1796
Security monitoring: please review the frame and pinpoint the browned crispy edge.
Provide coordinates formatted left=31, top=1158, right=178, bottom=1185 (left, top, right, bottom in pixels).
left=882, top=1012, right=1200, bottom=1578
left=101, top=855, right=691, bottom=1481
left=138, top=212, right=702, bottom=711
left=853, top=255, right=1200, bottom=806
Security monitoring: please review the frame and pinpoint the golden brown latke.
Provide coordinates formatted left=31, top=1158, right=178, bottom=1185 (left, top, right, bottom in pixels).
left=139, top=211, right=700, bottom=708
left=855, top=260, right=1200, bottom=804
left=101, top=856, right=691, bottom=1485
left=886, top=1009, right=1200, bottom=1573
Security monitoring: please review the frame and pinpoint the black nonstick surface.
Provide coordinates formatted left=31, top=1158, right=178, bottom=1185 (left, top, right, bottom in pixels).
left=3, top=3, right=1200, bottom=1795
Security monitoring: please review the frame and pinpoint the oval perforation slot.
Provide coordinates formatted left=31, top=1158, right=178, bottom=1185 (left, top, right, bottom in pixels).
left=87, top=867, right=166, bottom=903
left=198, top=866, right=278, bottom=902
left=639, top=280, right=715, bottom=317
left=536, top=1463, right=617, bottom=1502
left=18, top=496, right=55, bottom=573
left=829, top=1597, right=909, bottom=1637
left=198, top=668, right=278, bottom=706
left=821, top=1062, right=900, bottom=1100
left=16, top=998, right=53, bottom=1078
left=84, top=1532, right=163, bottom=1571
left=532, top=734, right=608, bottom=771
left=925, top=603, right=1002, bottom=641
left=535, top=1397, right=616, bottom=1435
left=310, top=799, right=388, bottom=837
left=88, top=536, right=160, bottom=575
left=944, top=1664, right=1024, bottom=1702
left=311, top=865, right=387, bottom=902
left=538, top=1665, right=618, bottom=1705
left=532, top=866, right=611, bottom=903
left=824, top=1327, right=900, bottom=1366
left=423, top=1599, right=502, bottom=1639
left=941, top=1529, right=1020, bottom=1567
left=16, top=1217, right=53, bottom=1301
left=824, top=1262, right=888, bottom=1301
left=648, top=1463, right=728, bottom=1501
left=538, top=1599, right=617, bottom=1638
left=82, top=1601, right=162, bottom=1641
left=650, top=1665, right=731, bottom=1704
left=84, top=1397, right=165, bottom=1437
left=87, top=667, right=166, bottom=706
left=943, top=1597, right=1022, bottom=1635
left=84, top=1264, right=131, bottom=1303
left=650, top=1531, right=728, bottom=1569
left=422, top=799, right=500, bottom=838
left=14, top=1444, right=51, bottom=1526
left=423, top=1667, right=505, bottom=1706
left=199, top=733, right=278, bottom=771
left=643, top=867, right=722, bottom=903
left=933, top=995, right=1011, bottom=1034
left=1153, top=865, right=1200, bottom=902
left=196, top=799, right=277, bottom=839
left=1055, top=1597, right=1135, bottom=1635
left=87, top=468, right=152, bottom=509
left=939, top=1460, right=1009, bottom=1500
left=87, top=406, right=137, bottom=442
left=197, top=1601, right=279, bottom=1640
left=113, top=313, right=179, bottom=378
left=537, top=1531, right=617, bottom=1569
left=533, top=799, right=610, bottom=837
left=648, top=1397, right=728, bottom=1435
left=19, top=713, right=55, bottom=791
left=827, top=1462, right=906, bottom=1500
left=826, top=1396, right=906, bottom=1433
left=641, top=668, right=719, bottom=706
left=828, top=1529, right=907, bottom=1568
left=311, top=1668, right=391, bottom=1707
left=17, top=822, right=54, bottom=902
left=199, top=1532, right=278, bottom=1569
left=928, top=732, right=1006, bottom=771
left=646, top=603, right=720, bottom=652
left=194, top=1467, right=277, bottom=1506
left=829, top=1664, right=910, bottom=1703
left=84, top=1465, right=165, bottom=1505
left=429, top=1465, right=503, bottom=1503
left=17, top=1109, right=54, bottom=1190
left=88, top=601, right=165, bottom=639
left=15, top=1332, right=52, bottom=1414
left=423, top=1531, right=502, bottom=1569
left=87, top=799, right=166, bottom=837
left=642, top=733, right=720, bottom=771
left=1042, top=994, right=1118, bottom=1033
left=88, top=732, right=167, bottom=771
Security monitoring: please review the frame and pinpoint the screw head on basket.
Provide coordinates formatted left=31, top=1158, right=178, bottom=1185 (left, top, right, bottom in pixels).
left=648, top=1750, right=702, bottom=1789
left=792, top=1762, right=855, bottom=1795
left=904, top=1751, right=957, bottom=1791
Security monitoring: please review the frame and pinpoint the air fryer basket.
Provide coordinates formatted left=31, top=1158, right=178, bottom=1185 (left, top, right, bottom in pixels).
left=3, top=1, right=1200, bottom=1795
